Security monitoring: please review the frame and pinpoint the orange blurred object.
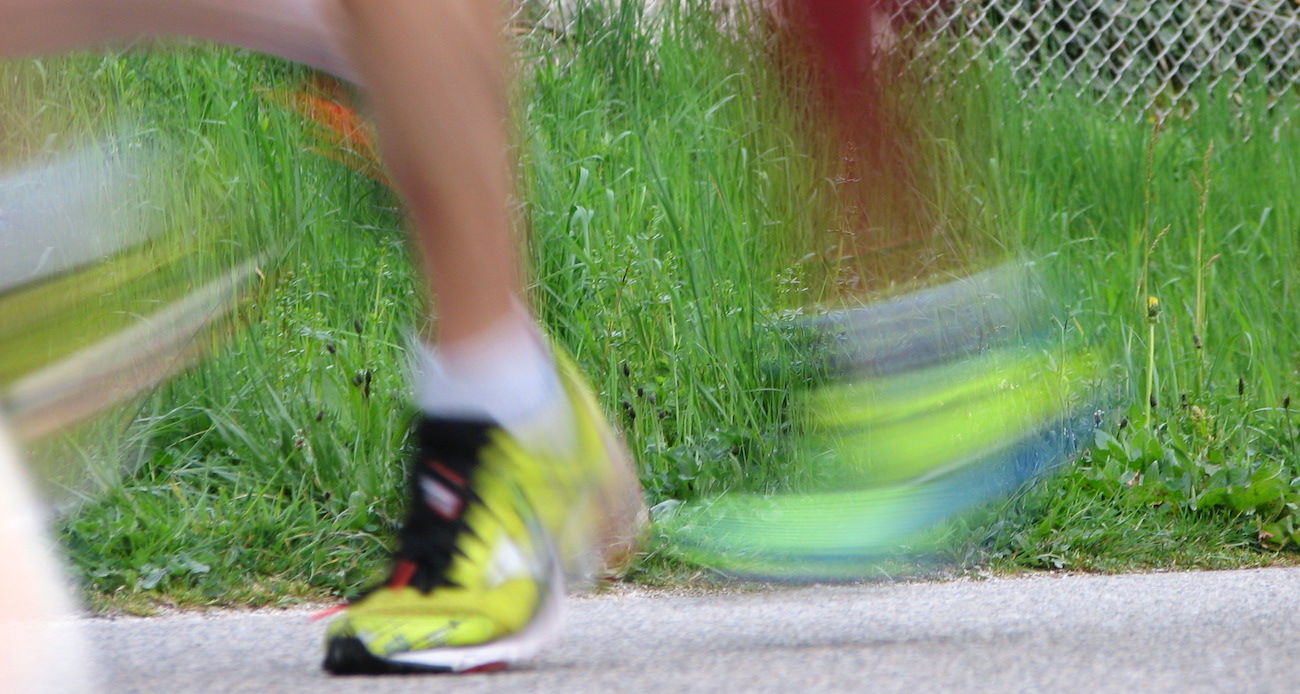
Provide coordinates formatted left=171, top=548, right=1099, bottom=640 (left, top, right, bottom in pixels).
left=265, top=73, right=390, bottom=188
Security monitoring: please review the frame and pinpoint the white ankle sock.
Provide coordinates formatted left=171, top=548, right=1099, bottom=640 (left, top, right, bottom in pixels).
left=411, top=313, right=576, bottom=456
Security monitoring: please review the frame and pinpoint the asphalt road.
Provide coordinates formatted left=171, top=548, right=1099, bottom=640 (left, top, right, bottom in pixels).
left=79, top=567, right=1300, bottom=693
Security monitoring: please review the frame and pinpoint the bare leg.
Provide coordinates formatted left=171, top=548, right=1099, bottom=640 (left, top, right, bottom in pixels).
left=339, top=0, right=525, bottom=350
left=0, top=0, right=356, bottom=82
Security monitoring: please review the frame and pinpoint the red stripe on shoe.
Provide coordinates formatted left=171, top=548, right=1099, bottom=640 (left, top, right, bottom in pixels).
left=389, top=559, right=417, bottom=589
left=430, top=460, right=465, bottom=487
left=464, top=662, right=509, bottom=674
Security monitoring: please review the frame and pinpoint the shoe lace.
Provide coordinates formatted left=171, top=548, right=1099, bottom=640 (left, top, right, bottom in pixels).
left=371, top=417, right=496, bottom=595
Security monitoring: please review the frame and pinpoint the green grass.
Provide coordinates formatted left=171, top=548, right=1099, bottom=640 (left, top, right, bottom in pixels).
left=953, top=77, right=1300, bottom=569
left=1, top=4, right=1298, bottom=610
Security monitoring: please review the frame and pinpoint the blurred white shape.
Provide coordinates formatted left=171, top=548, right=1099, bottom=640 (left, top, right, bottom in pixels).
left=0, top=419, right=96, bottom=693
left=0, top=143, right=154, bottom=294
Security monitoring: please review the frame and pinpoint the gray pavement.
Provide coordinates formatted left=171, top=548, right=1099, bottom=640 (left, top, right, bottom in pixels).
left=84, top=567, right=1300, bottom=693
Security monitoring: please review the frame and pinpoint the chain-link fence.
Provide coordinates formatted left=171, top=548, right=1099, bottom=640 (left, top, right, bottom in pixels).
left=886, top=0, right=1300, bottom=116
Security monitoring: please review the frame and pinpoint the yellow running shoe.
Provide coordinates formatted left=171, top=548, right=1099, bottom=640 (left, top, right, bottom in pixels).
left=322, top=358, right=646, bottom=674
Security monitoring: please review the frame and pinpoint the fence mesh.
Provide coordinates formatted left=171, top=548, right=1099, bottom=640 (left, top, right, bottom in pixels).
left=885, top=0, right=1300, bottom=116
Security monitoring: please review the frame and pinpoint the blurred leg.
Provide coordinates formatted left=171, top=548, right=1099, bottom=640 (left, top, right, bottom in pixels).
left=0, top=0, right=356, bottom=81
